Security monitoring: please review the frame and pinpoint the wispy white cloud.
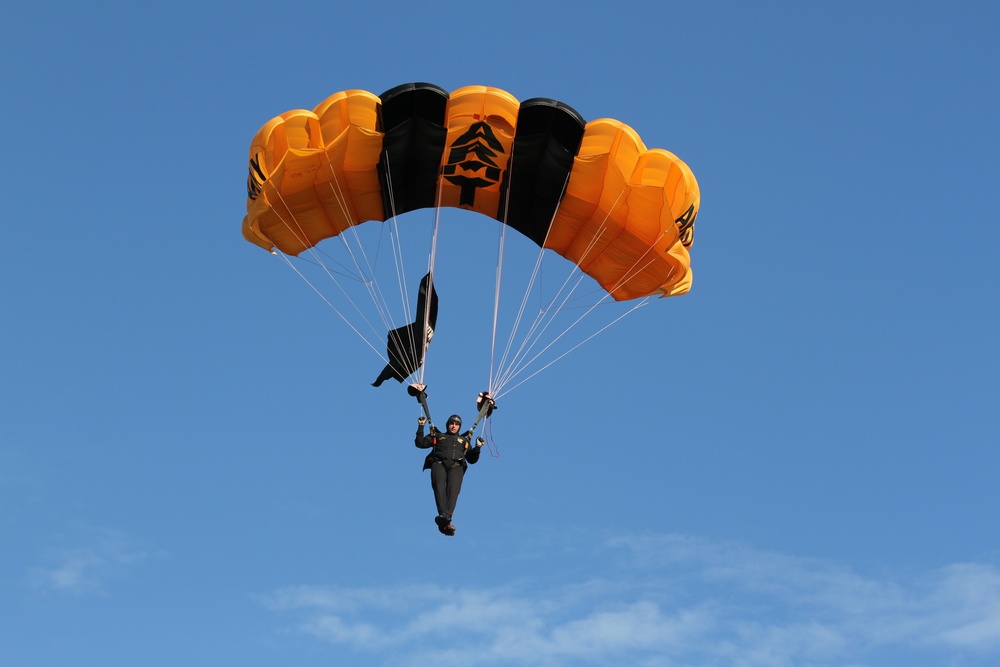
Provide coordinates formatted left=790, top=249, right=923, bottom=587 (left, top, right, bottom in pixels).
left=610, top=534, right=1000, bottom=657
left=29, top=526, right=149, bottom=596
left=262, top=534, right=1000, bottom=666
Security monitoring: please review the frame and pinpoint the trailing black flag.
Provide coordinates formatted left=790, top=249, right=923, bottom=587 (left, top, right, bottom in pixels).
left=372, top=273, right=438, bottom=387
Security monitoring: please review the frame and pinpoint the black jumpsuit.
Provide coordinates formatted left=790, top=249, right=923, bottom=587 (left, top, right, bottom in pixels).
left=415, top=424, right=481, bottom=522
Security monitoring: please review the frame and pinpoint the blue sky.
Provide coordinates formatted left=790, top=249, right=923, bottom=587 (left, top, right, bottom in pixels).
left=2, top=2, right=998, bottom=666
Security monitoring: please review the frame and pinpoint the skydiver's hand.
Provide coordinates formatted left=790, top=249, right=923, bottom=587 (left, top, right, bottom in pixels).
left=418, top=416, right=426, bottom=425
left=476, top=437, right=485, bottom=448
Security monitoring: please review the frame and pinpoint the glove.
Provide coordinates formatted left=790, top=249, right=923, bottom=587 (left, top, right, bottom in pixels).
left=476, top=437, right=485, bottom=447
left=418, top=416, right=426, bottom=425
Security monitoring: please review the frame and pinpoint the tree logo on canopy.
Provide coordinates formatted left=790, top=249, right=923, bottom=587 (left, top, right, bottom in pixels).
left=442, top=121, right=505, bottom=207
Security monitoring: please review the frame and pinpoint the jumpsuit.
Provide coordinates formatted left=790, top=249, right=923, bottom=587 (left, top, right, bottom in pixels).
left=415, top=424, right=481, bottom=522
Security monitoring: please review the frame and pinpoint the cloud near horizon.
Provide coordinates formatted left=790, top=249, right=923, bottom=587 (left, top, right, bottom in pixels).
left=262, top=533, right=1000, bottom=667
left=28, top=526, right=148, bottom=596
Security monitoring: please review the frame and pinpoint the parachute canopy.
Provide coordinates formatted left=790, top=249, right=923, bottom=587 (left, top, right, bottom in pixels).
left=243, top=83, right=699, bottom=301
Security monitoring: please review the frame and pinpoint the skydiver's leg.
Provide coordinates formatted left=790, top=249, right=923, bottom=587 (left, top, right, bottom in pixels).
left=444, top=466, right=465, bottom=518
left=429, top=461, right=450, bottom=518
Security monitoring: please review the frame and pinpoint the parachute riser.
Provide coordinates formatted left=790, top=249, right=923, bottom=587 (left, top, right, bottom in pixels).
left=467, top=392, right=496, bottom=437
left=418, top=392, right=434, bottom=429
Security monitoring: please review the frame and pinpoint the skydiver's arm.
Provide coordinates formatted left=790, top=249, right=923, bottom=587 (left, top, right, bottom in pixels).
left=415, top=423, right=435, bottom=449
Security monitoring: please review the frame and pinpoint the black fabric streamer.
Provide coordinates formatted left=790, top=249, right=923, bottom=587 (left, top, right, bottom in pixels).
left=372, top=273, right=438, bottom=387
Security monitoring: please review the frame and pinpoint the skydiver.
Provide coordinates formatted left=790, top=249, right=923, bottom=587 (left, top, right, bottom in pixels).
left=409, top=382, right=485, bottom=536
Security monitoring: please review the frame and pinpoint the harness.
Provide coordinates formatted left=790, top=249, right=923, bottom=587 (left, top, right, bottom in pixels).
left=430, top=432, right=468, bottom=465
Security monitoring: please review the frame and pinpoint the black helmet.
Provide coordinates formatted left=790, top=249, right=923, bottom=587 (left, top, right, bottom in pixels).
left=446, top=414, right=462, bottom=426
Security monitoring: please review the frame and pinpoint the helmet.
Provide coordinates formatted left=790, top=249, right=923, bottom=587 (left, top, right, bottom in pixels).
left=446, top=414, right=462, bottom=426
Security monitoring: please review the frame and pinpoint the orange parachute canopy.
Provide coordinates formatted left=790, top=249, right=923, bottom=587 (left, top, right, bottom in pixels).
left=243, top=83, right=699, bottom=300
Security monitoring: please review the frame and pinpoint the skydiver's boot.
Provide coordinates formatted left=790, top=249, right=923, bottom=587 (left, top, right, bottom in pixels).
left=435, top=514, right=450, bottom=535
left=443, top=513, right=456, bottom=536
